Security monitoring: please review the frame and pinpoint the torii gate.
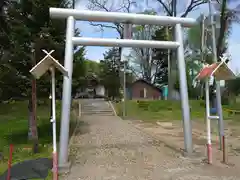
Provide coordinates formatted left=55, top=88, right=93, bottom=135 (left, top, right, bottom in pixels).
left=49, top=7, right=197, bottom=169
left=195, top=57, right=236, bottom=164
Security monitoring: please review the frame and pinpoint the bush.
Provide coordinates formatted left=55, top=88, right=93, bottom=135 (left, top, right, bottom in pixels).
left=137, top=100, right=182, bottom=112
left=137, top=101, right=149, bottom=111
left=136, top=100, right=206, bottom=113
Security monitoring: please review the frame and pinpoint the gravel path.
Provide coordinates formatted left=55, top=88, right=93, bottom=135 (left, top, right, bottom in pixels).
left=63, top=113, right=240, bottom=180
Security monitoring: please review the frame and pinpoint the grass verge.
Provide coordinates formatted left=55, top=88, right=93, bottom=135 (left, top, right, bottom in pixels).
left=114, top=100, right=240, bottom=122
left=0, top=99, right=78, bottom=179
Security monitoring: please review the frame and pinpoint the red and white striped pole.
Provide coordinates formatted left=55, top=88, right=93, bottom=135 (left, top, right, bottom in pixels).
left=7, top=144, right=13, bottom=180
left=50, top=67, right=58, bottom=180
left=205, top=78, right=212, bottom=164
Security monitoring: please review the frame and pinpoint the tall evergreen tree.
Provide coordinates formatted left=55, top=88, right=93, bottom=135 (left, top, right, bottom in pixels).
left=151, top=27, right=169, bottom=85
left=0, top=0, right=81, bottom=152
left=100, top=48, right=121, bottom=99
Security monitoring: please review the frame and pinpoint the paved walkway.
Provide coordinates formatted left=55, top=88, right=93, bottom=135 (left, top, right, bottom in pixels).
left=63, top=100, right=240, bottom=179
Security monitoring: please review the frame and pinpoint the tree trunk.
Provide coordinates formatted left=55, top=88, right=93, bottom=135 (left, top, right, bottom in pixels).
left=216, top=0, right=227, bottom=59
left=28, top=99, right=33, bottom=140
left=212, top=0, right=227, bottom=101
left=29, top=44, right=39, bottom=153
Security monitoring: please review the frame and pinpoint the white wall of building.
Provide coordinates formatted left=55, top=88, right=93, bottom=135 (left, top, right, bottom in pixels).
left=95, top=85, right=105, bottom=96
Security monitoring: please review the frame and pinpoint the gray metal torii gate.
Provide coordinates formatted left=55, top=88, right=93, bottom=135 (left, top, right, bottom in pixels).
left=49, top=7, right=196, bottom=169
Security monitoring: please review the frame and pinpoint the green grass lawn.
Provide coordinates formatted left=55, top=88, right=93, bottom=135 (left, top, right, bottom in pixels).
left=0, top=100, right=78, bottom=179
left=114, top=100, right=240, bottom=122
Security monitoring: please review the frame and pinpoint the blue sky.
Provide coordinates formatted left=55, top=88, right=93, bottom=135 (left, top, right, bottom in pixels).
left=75, top=0, right=240, bottom=73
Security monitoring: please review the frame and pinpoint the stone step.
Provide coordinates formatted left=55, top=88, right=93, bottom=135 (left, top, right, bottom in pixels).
left=82, top=109, right=113, bottom=112
left=82, top=105, right=111, bottom=109
left=82, top=106, right=111, bottom=108
left=81, top=112, right=114, bottom=116
left=82, top=105, right=110, bottom=108
left=80, top=100, right=115, bottom=116
left=82, top=111, right=113, bottom=114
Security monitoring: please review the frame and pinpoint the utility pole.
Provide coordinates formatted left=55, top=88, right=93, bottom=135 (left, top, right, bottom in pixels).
left=208, top=0, right=224, bottom=150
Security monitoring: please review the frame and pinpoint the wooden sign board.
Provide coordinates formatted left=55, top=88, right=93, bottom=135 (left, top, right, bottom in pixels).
left=30, top=50, right=68, bottom=79
left=196, top=61, right=236, bottom=81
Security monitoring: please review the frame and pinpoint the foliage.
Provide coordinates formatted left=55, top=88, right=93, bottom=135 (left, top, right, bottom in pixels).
left=99, top=48, right=121, bottom=99
left=0, top=100, right=78, bottom=178
left=0, top=0, right=72, bottom=101
left=115, top=100, right=240, bottom=121
left=85, top=59, right=100, bottom=76
left=0, top=0, right=85, bottom=153
left=127, top=11, right=170, bottom=85
left=0, top=0, right=87, bottom=101
left=72, top=47, right=87, bottom=95
left=0, top=100, right=59, bottom=177
left=151, top=27, right=169, bottom=85
left=213, top=0, right=240, bottom=59
left=115, top=100, right=206, bottom=121
left=87, top=0, right=208, bottom=100
left=226, top=77, right=240, bottom=96
left=127, top=10, right=164, bottom=83
left=99, top=47, right=135, bottom=99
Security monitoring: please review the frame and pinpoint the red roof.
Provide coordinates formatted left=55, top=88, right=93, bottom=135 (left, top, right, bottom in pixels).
left=196, top=63, right=219, bottom=80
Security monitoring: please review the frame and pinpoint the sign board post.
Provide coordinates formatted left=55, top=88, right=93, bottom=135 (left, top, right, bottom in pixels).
left=196, top=57, right=236, bottom=164
left=30, top=50, right=68, bottom=180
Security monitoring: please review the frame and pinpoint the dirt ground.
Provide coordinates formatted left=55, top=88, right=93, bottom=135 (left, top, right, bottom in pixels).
left=131, top=119, right=240, bottom=169
left=62, top=99, right=240, bottom=179
left=64, top=115, right=240, bottom=180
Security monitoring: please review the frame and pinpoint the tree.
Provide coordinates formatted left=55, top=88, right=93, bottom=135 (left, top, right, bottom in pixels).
left=127, top=10, right=158, bottom=83
left=154, top=0, right=207, bottom=99
left=0, top=0, right=72, bottom=153
left=225, top=74, right=240, bottom=104
left=226, top=78, right=240, bottom=96
left=86, top=0, right=207, bottom=99
left=72, top=47, right=87, bottom=95
left=100, top=48, right=121, bottom=99
left=85, top=59, right=100, bottom=76
left=87, top=0, right=137, bottom=38
left=213, top=0, right=240, bottom=59
left=152, top=27, right=169, bottom=85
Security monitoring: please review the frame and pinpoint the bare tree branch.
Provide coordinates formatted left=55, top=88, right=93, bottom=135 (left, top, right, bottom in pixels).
left=155, top=0, right=172, bottom=15
left=89, top=22, right=122, bottom=34
left=155, top=0, right=206, bottom=17
left=181, top=0, right=206, bottom=17
left=87, top=0, right=136, bottom=37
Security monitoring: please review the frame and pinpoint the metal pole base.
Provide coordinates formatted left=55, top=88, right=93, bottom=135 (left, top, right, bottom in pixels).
left=207, top=143, right=212, bottom=164
left=58, top=162, right=71, bottom=174
left=222, top=135, right=226, bottom=163
left=52, top=152, right=58, bottom=180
